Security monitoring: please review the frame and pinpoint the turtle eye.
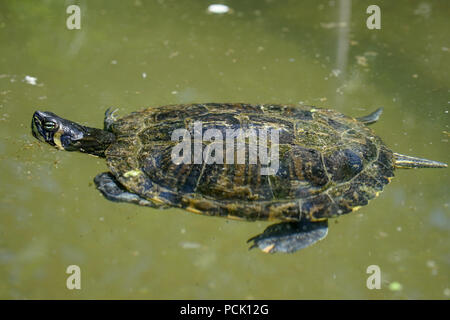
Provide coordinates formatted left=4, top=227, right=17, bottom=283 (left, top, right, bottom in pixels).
left=43, top=121, right=57, bottom=131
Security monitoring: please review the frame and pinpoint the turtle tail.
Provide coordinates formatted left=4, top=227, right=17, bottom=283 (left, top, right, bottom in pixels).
left=393, top=153, right=448, bottom=169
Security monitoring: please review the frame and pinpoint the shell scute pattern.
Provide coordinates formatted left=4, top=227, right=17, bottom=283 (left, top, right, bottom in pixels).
left=105, top=103, right=394, bottom=221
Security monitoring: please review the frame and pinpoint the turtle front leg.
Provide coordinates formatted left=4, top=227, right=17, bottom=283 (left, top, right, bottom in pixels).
left=248, top=220, right=328, bottom=253
left=94, top=172, right=165, bottom=208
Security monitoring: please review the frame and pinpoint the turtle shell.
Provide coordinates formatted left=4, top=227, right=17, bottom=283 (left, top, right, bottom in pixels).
left=105, top=103, right=394, bottom=221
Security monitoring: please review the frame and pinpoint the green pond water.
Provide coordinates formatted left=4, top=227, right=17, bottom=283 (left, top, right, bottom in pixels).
left=0, top=0, right=449, bottom=299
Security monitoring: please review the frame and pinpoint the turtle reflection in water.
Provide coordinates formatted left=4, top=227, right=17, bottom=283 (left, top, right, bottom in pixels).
left=31, top=104, right=447, bottom=253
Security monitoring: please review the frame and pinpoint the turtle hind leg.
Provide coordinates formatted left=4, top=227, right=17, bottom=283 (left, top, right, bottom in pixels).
left=104, top=107, right=119, bottom=131
left=356, top=107, right=383, bottom=125
left=247, top=220, right=328, bottom=253
left=94, top=172, right=164, bottom=208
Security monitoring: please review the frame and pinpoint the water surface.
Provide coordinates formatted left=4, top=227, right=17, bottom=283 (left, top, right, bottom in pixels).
left=0, top=0, right=448, bottom=299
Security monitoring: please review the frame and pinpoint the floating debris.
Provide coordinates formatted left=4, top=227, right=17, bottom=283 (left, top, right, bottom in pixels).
left=378, top=231, right=388, bottom=238
left=444, top=288, right=450, bottom=297
left=356, top=56, right=369, bottom=67
left=131, top=250, right=140, bottom=256
left=207, top=4, right=231, bottom=14
left=169, top=51, right=179, bottom=59
left=320, top=22, right=347, bottom=29
left=180, top=241, right=201, bottom=249
left=364, top=51, right=378, bottom=57
left=331, top=69, right=341, bottom=77
left=426, top=260, right=436, bottom=268
left=413, top=3, right=431, bottom=18
left=426, top=260, right=438, bottom=275
left=24, top=75, right=38, bottom=85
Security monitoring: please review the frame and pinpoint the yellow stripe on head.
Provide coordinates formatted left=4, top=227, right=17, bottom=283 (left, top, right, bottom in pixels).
left=53, top=131, right=64, bottom=150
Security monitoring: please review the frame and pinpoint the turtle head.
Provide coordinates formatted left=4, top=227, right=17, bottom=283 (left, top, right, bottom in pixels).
left=31, top=111, right=86, bottom=151
left=31, top=110, right=115, bottom=157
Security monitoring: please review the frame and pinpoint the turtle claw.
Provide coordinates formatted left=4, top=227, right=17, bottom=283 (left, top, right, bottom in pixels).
left=247, top=238, right=267, bottom=252
left=105, top=107, right=119, bottom=117
left=248, top=241, right=276, bottom=253
left=104, top=107, right=119, bottom=131
left=247, top=220, right=329, bottom=254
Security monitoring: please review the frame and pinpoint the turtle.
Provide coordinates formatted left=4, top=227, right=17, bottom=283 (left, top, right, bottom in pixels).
left=31, top=103, right=447, bottom=253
